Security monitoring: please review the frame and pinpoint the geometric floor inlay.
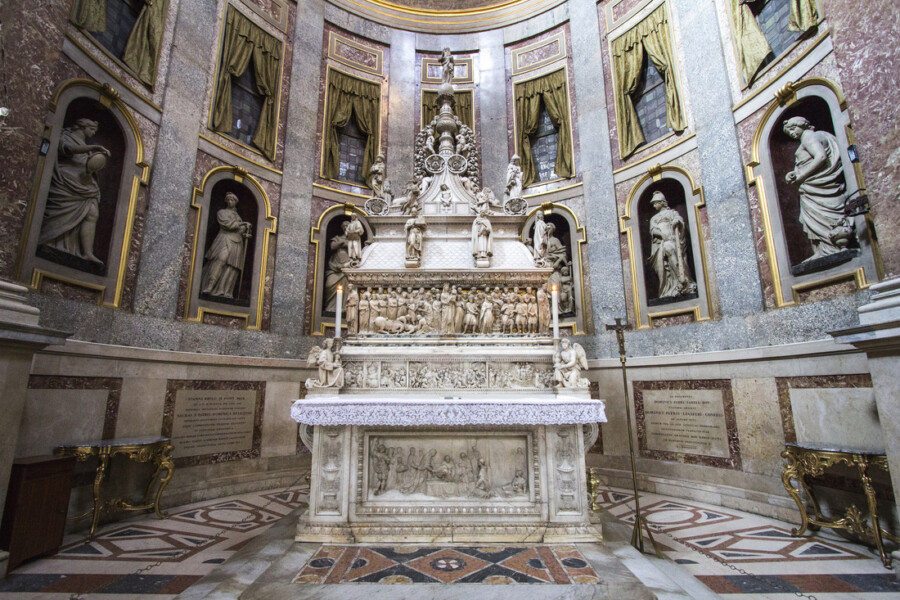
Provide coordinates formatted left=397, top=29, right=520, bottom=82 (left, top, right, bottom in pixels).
left=294, top=545, right=601, bottom=584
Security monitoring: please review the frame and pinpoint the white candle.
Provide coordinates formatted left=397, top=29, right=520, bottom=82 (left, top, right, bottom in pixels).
left=551, top=284, right=559, bottom=339
left=335, top=285, right=343, bottom=338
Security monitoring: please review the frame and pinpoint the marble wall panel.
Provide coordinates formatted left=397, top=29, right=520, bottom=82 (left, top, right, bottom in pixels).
left=775, top=374, right=873, bottom=445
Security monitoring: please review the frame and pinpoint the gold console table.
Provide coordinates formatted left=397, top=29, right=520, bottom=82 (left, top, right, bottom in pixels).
left=55, top=436, right=175, bottom=540
left=782, top=442, right=899, bottom=568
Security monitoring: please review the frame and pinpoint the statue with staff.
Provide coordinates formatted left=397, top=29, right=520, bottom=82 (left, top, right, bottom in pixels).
left=201, top=191, right=252, bottom=299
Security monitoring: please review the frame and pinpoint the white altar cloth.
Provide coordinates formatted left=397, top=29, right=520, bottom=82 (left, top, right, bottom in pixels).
left=290, top=393, right=607, bottom=426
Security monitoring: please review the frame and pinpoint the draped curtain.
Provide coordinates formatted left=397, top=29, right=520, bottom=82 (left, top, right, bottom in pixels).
left=422, top=90, right=474, bottom=130
left=789, top=0, right=819, bottom=32
left=212, top=8, right=282, bottom=161
left=611, top=4, right=686, bottom=160
left=513, top=69, right=573, bottom=188
left=74, top=0, right=106, bottom=32
left=322, top=69, right=381, bottom=182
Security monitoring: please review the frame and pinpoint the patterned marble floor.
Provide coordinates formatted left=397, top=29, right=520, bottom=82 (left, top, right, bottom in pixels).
left=0, top=476, right=897, bottom=598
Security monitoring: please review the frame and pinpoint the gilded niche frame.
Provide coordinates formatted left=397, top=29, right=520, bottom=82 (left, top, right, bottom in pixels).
left=620, top=165, right=712, bottom=329
left=185, top=166, right=277, bottom=330
left=18, top=79, right=150, bottom=308
left=309, top=203, right=374, bottom=336
left=746, top=78, right=880, bottom=308
left=521, top=202, right=587, bottom=335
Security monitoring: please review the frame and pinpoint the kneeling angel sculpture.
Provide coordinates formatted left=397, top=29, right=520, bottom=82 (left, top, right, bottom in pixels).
left=305, top=338, right=344, bottom=389
left=553, top=338, right=589, bottom=388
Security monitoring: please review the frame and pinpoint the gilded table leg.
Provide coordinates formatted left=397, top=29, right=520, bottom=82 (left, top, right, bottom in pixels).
left=152, top=443, right=175, bottom=519
left=781, top=448, right=810, bottom=536
left=89, top=455, right=109, bottom=540
left=856, top=457, right=891, bottom=569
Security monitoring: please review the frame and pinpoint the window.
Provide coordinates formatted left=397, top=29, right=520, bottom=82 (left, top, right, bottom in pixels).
left=229, top=67, right=266, bottom=147
left=530, top=104, right=559, bottom=183
left=632, top=57, right=670, bottom=147
left=87, top=0, right=142, bottom=59
left=755, top=0, right=802, bottom=65
left=337, top=117, right=367, bottom=184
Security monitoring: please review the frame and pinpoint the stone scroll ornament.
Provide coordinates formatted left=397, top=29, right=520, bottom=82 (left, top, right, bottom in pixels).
left=38, top=118, right=111, bottom=264
left=648, top=191, right=696, bottom=299
left=553, top=338, right=589, bottom=388
left=201, top=192, right=253, bottom=299
left=305, top=338, right=344, bottom=389
left=783, top=116, right=855, bottom=263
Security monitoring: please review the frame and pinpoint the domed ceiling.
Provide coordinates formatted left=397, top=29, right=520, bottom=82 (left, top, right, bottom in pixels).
left=328, top=0, right=566, bottom=32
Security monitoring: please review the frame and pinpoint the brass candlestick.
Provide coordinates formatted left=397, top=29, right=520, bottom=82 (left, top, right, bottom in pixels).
left=606, top=318, right=661, bottom=557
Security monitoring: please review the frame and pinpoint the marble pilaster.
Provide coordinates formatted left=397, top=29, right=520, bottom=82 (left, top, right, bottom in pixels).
left=476, top=29, right=509, bottom=195
left=386, top=30, right=417, bottom=186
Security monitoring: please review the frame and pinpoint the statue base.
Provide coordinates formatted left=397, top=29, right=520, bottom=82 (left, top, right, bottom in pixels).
left=790, top=248, right=859, bottom=276
left=405, top=257, right=421, bottom=268
left=474, top=257, right=491, bottom=268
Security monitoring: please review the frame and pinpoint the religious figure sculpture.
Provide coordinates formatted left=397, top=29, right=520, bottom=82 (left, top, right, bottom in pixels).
left=400, top=181, right=421, bottom=215
left=472, top=208, right=493, bottom=267
left=537, top=283, right=551, bottom=334
left=39, top=118, right=111, bottom=263
left=324, top=221, right=351, bottom=311
left=405, top=206, right=426, bottom=267
left=505, top=155, right=523, bottom=202
left=648, top=191, right=697, bottom=299
left=367, top=153, right=386, bottom=198
left=783, top=116, right=854, bottom=262
left=346, top=286, right=359, bottom=334
left=553, top=338, right=589, bottom=388
left=532, top=212, right=548, bottom=265
left=200, top=192, right=253, bottom=299
left=345, top=213, right=364, bottom=266
left=440, top=47, right=454, bottom=85
left=305, top=338, right=344, bottom=389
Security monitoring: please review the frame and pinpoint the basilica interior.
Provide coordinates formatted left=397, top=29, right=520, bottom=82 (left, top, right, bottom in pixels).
left=0, top=0, right=899, bottom=597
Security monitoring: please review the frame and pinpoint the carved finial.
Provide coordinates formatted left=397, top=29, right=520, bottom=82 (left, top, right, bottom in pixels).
left=775, top=81, right=796, bottom=106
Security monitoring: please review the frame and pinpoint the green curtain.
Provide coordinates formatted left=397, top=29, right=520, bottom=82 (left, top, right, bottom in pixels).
left=322, top=69, right=381, bottom=182
left=513, top=69, right=573, bottom=187
left=74, top=0, right=106, bottom=32
left=212, top=8, right=282, bottom=161
left=729, top=0, right=772, bottom=85
left=612, top=4, right=686, bottom=159
left=123, top=0, right=169, bottom=88
left=789, top=0, right=819, bottom=32
left=422, top=89, right=473, bottom=130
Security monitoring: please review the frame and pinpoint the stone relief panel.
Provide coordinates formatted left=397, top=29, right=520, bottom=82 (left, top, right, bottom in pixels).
left=342, top=359, right=554, bottom=391
left=553, top=426, right=580, bottom=513
left=317, top=427, right=344, bottom=515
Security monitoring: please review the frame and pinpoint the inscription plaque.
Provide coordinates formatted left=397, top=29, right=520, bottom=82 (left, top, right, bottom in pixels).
left=641, top=389, right=729, bottom=457
left=171, top=389, right=257, bottom=458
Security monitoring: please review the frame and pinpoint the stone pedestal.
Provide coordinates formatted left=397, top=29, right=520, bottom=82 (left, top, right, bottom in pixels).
left=292, top=394, right=606, bottom=543
left=0, top=281, right=69, bottom=573
left=831, top=277, right=900, bottom=504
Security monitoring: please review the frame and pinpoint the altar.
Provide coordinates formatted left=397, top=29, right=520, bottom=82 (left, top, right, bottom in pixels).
left=291, top=51, right=606, bottom=544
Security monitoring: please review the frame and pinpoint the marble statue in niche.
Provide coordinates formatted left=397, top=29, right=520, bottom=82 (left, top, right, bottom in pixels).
left=553, top=338, right=589, bottom=388
left=367, top=153, right=386, bottom=198
left=324, top=220, right=351, bottom=312
left=532, top=212, right=548, bottom=265
left=472, top=208, right=493, bottom=267
left=543, top=222, right=575, bottom=315
left=201, top=192, right=253, bottom=300
left=39, top=118, right=111, bottom=264
left=345, top=213, right=364, bottom=267
left=783, top=116, right=855, bottom=262
left=440, top=47, right=454, bottom=85
left=405, top=206, right=426, bottom=267
left=648, top=191, right=696, bottom=299
left=306, top=338, right=344, bottom=389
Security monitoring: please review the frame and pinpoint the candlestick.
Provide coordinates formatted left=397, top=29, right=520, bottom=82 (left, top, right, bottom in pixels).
left=335, top=285, right=343, bottom=338
left=551, top=284, right=559, bottom=339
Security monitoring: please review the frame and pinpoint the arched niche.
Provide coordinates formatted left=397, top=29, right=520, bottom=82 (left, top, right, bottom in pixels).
left=185, top=167, right=276, bottom=330
left=18, top=79, right=149, bottom=307
left=747, top=78, right=880, bottom=307
left=620, top=166, right=712, bottom=329
left=310, top=204, right=373, bottom=335
left=521, top=203, right=586, bottom=334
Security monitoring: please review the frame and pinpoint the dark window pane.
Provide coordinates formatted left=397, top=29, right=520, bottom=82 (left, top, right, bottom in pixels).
left=338, top=117, right=367, bottom=184
left=88, top=0, right=142, bottom=59
left=530, top=104, right=559, bottom=183
left=756, top=0, right=802, bottom=65
left=633, top=57, right=670, bottom=146
left=230, top=66, right=265, bottom=146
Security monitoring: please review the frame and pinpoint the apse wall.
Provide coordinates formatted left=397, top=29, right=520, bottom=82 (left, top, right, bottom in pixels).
left=2, top=0, right=897, bottom=522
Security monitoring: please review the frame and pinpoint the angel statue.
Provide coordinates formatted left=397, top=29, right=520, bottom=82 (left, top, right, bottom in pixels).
left=553, top=338, right=589, bottom=388
left=305, top=338, right=344, bottom=389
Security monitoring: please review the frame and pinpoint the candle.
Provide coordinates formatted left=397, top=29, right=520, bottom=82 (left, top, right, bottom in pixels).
left=335, top=285, right=343, bottom=338
left=551, top=283, right=559, bottom=339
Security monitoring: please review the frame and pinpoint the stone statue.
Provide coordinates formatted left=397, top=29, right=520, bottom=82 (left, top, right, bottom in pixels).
left=783, top=116, right=854, bottom=261
left=553, top=338, right=589, bottom=388
left=200, top=192, right=253, bottom=299
left=305, top=338, right=344, bottom=389
left=532, top=212, right=548, bottom=265
left=324, top=221, right=351, bottom=311
left=439, top=183, right=452, bottom=209
left=346, top=286, right=359, bottom=334
left=505, top=155, right=523, bottom=202
left=400, top=181, right=420, bottom=215
left=405, top=206, right=426, bottom=266
left=440, top=47, right=454, bottom=85
left=383, top=180, right=394, bottom=205
left=648, top=191, right=697, bottom=299
left=345, top=213, right=364, bottom=266
left=39, top=118, right=111, bottom=263
left=537, top=283, right=551, bottom=334
left=358, top=289, right=371, bottom=333
left=472, top=208, right=493, bottom=266
left=366, top=153, right=386, bottom=198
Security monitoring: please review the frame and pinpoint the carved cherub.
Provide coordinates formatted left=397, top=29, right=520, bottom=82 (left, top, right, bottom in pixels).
left=305, top=338, right=344, bottom=389
left=553, top=338, right=589, bottom=388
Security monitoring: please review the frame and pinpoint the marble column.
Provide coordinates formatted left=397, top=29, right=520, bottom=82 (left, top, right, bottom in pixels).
left=0, top=281, right=69, bottom=539
left=830, top=277, right=900, bottom=506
